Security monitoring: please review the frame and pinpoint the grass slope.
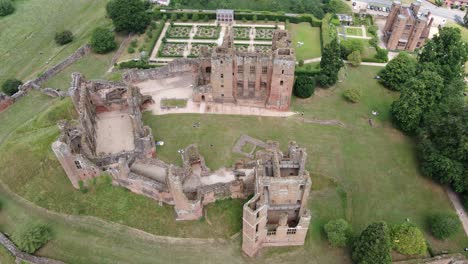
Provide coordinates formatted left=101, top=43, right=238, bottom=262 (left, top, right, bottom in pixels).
left=288, top=23, right=322, bottom=60
left=0, top=0, right=108, bottom=84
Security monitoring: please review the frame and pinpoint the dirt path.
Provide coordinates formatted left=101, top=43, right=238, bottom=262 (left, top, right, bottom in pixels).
left=446, top=187, right=468, bottom=236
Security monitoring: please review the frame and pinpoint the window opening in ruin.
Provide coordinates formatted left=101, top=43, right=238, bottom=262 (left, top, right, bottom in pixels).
left=238, top=65, right=243, bottom=73
left=256, top=224, right=259, bottom=232
left=281, top=69, right=284, bottom=74
left=297, top=200, right=301, bottom=204
left=300, top=185, right=304, bottom=191
left=250, top=66, right=255, bottom=74
left=280, top=80, right=284, bottom=86
left=206, top=67, right=211, bottom=73
left=257, top=211, right=260, bottom=218
left=221, top=94, right=224, bottom=97
left=262, top=66, right=268, bottom=74
left=287, top=228, right=297, bottom=235
left=221, top=85, right=224, bottom=88
left=220, top=60, right=223, bottom=64
left=74, top=160, right=82, bottom=169
left=221, top=74, right=224, bottom=78
left=201, top=95, right=205, bottom=101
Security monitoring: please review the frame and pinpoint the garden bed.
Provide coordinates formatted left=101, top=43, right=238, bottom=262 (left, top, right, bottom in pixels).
left=190, top=43, right=214, bottom=57
left=158, top=42, right=187, bottom=57
left=234, top=26, right=251, bottom=40
left=194, top=26, right=221, bottom=39
left=166, top=25, right=193, bottom=39
left=254, top=27, right=275, bottom=40
left=235, top=44, right=250, bottom=52
left=161, top=98, right=188, bottom=109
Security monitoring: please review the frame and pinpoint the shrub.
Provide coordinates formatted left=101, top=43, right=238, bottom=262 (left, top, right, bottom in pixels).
left=106, top=0, right=151, bottom=33
left=0, top=0, right=14, bottom=17
left=324, top=219, right=351, bottom=247
left=298, top=59, right=304, bottom=67
left=191, top=13, right=199, bottom=21
left=170, top=13, right=177, bottom=21
left=368, top=25, right=378, bottom=36
left=429, top=213, right=461, bottom=239
left=343, top=88, right=361, bottom=103
left=375, top=47, right=389, bottom=62
left=181, top=13, right=188, bottom=22
left=90, top=27, right=117, bottom=54
left=352, top=222, right=392, bottom=264
left=203, top=15, right=209, bottom=22
left=12, top=222, right=53, bottom=254
left=1, top=79, right=22, bottom=96
left=378, top=52, right=417, bottom=91
left=128, top=46, right=135, bottom=53
left=391, top=223, right=427, bottom=256
left=54, top=30, right=74, bottom=45
left=294, top=75, right=316, bottom=98
left=347, top=50, right=361, bottom=67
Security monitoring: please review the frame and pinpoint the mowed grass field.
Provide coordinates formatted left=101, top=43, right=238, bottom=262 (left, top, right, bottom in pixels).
left=0, top=0, right=108, bottom=84
left=0, top=66, right=466, bottom=263
left=288, top=23, right=322, bottom=60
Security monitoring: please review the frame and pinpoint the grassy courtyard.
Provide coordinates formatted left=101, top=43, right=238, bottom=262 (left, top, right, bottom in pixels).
left=344, top=27, right=364, bottom=36
left=288, top=23, right=322, bottom=60
left=0, top=0, right=108, bottom=84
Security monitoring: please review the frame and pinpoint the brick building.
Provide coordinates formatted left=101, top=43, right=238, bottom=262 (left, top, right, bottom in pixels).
left=383, top=1, right=434, bottom=51
left=193, top=29, right=296, bottom=111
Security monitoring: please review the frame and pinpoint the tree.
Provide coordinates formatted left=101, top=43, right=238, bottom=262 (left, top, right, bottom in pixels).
left=12, top=222, right=53, bottom=254
left=170, top=13, right=177, bottom=21
left=375, top=47, right=389, bottom=62
left=418, top=27, right=468, bottom=85
left=347, top=50, right=361, bottom=67
left=54, top=30, right=74, bottom=45
left=390, top=223, right=427, bottom=256
left=90, top=27, right=117, bottom=54
left=464, top=10, right=468, bottom=27
left=298, top=59, right=304, bottom=67
left=378, top=52, right=417, bottom=91
left=1, top=79, right=22, bottom=96
left=324, top=219, right=351, bottom=247
left=0, top=0, right=14, bottom=16
left=429, top=213, right=461, bottom=239
left=352, top=222, right=392, bottom=264
left=391, top=70, right=444, bottom=134
left=252, top=15, right=257, bottom=22
left=191, top=13, right=199, bottom=21
left=181, top=13, right=189, bottom=22
left=343, top=88, right=361, bottom=103
left=319, top=39, right=344, bottom=87
left=293, top=75, right=315, bottom=98
left=106, top=0, right=151, bottom=33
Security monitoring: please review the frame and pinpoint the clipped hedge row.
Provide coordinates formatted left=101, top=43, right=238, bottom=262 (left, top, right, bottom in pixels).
left=146, top=20, right=166, bottom=54
left=158, top=10, right=321, bottom=27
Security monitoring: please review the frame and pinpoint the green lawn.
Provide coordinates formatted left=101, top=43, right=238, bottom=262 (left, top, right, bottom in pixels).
left=288, top=23, right=322, bottom=60
left=345, top=27, right=363, bottom=37
left=0, top=66, right=466, bottom=263
left=0, top=0, right=108, bottom=84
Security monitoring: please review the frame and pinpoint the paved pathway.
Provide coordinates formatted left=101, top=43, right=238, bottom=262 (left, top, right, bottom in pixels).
left=446, top=187, right=468, bottom=236
left=150, top=22, right=171, bottom=59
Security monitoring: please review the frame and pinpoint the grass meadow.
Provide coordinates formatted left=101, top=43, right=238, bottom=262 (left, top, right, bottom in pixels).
left=288, top=23, right=322, bottom=60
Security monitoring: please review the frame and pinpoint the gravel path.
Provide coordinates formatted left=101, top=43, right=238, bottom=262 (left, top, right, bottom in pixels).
left=446, top=187, right=468, bottom=236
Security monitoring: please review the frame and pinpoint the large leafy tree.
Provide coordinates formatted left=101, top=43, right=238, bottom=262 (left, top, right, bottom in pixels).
left=293, top=75, right=316, bottom=98
left=324, top=219, right=352, bottom=247
left=379, top=52, right=417, bottom=91
left=90, top=27, right=117, bottom=54
left=318, top=39, right=344, bottom=87
left=107, top=0, right=151, bottom=33
left=390, top=223, right=427, bottom=256
left=391, top=70, right=443, bottom=134
left=418, top=27, right=468, bottom=85
left=0, top=0, right=14, bottom=16
left=352, top=222, right=392, bottom=264
left=1, top=79, right=22, bottom=96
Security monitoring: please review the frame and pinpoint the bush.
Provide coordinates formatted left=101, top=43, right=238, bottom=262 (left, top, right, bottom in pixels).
left=298, top=59, right=304, bottom=67
left=375, top=47, right=389, bottom=62
left=352, top=222, right=392, bottom=264
left=293, top=75, right=316, bottom=98
left=324, top=219, right=351, bottom=247
left=128, top=47, right=135, bottom=53
left=1, top=79, right=22, bottom=96
left=106, top=0, right=151, bottom=33
left=12, top=222, right=53, bottom=254
left=0, top=0, right=14, bottom=17
left=54, top=30, right=74, bottom=45
left=191, top=13, right=199, bottom=21
left=429, top=213, right=461, bottom=239
left=347, top=50, right=361, bottom=67
left=390, top=223, right=427, bottom=256
left=90, top=27, right=117, bottom=54
left=343, top=88, right=361, bottom=103
left=378, top=52, right=417, bottom=91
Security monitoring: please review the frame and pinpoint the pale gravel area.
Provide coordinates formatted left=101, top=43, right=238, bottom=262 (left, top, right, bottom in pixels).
left=96, top=111, right=135, bottom=155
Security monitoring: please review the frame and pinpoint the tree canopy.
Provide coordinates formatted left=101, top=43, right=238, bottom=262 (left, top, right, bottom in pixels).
left=429, top=213, right=462, bottom=240
left=293, top=75, right=316, bottom=98
left=1, top=79, right=22, bottom=96
left=324, top=219, right=351, bottom=247
left=318, top=39, right=343, bottom=87
left=390, top=223, right=427, bottom=256
left=352, top=222, right=392, bottom=264
left=0, top=0, right=14, bottom=17
left=90, top=27, right=117, bottom=54
left=378, top=52, right=417, bottom=91
left=106, top=0, right=151, bottom=33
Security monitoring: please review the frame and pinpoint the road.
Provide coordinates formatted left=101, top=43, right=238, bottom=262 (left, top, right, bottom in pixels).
left=358, top=0, right=465, bottom=22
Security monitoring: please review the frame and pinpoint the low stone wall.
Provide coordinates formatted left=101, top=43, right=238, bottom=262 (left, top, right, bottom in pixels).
left=0, top=232, right=64, bottom=264
left=122, top=58, right=199, bottom=84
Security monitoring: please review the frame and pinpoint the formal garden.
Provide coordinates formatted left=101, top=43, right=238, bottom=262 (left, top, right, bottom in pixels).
left=235, top=44, right=250, bottom=52
left=254, top=44, right=272, bottom=54
left=166, top=25, right=192, bottom=38
left=190, top=43, right=214, bottom=57
left=194, top=26, right=221, bottom=39
left=234, top=26, right=251, bottom=40
left=254, top=27, right=275, bottom=40
left=158, top=42, right=187, bottom=57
